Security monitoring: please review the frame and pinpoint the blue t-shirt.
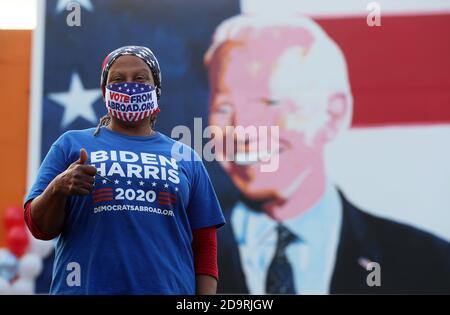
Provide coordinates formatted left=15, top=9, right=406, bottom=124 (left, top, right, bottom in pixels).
left=25, top=127, right=225, bottom=295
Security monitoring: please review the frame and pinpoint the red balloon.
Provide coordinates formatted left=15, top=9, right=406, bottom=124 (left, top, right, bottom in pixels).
left=6, top=226, right=29, bottom=257
left=4, top=206, right=24, bottom=230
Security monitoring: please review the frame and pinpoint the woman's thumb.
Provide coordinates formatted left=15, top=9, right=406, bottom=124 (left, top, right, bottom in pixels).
left=76, top=148, right=88, bottom=165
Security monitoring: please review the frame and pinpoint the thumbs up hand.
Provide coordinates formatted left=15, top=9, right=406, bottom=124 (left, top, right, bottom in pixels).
left=53, top=148, right=98, bottom=196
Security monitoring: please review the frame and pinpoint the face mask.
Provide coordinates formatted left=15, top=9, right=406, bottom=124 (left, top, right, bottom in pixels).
left=105, top=82, right=159, bottom=122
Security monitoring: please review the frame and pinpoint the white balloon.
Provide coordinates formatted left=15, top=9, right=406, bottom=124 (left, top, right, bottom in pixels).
left=11, top=278, right=35, bottom=295
left=30, top=238, right=54, bottom=259
left=18, top=254, right=43, bottom=280
left=0, top=277, right=11, bottom=295
left=0, top=248, right=19, bottom=281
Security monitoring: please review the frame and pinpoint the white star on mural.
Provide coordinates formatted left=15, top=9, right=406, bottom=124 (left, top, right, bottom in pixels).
left=139, top=181, right=145, bottom=186
left=48, top=72, right=100, bottom=128
left=151, top=182, right=157, bottom=187
left=127, top=180, right=132, bottom=185
left=114, top=180, right=119, bottom=185
left=56, top=0, right=94, bottom=13
left=175, top=187, right=178, bottom=192
left=102, top=179, right=107, bottom=184
left=164, top=183, right=169, bottom=188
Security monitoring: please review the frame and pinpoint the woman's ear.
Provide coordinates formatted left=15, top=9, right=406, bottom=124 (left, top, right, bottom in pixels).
left=323, top=92, right=351, bottom=142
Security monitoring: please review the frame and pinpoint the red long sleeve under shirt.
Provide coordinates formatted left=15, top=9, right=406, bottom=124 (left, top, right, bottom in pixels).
left=24, top=201, right=218, bottom=280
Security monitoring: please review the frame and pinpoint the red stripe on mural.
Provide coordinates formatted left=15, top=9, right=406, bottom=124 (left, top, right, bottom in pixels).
left=316, top=14, right=450, bottom=126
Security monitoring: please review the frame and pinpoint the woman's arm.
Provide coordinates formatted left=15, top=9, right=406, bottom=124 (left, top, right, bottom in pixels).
left=192, top=226, right=219, bottom=295
left=27, top=149, right=97, bottom=238
left=28, top=181, right=68, bottom=237
left=196, top=275, right=217, bottom=295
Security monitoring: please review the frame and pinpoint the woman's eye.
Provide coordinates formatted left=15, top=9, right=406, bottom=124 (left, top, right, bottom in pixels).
left=135, top=75, right=148, bottom=81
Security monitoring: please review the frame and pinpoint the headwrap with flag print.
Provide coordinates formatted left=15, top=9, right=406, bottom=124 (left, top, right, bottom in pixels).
left=100, top=45, right=162, bottom=100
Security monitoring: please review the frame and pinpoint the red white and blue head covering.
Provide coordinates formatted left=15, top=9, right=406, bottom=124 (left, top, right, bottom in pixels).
left=100, top=45, right=162, bottom=99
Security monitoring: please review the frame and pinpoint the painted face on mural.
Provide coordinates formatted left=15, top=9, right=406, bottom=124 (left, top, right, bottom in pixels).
left=207, top=24, right=352, bottom=219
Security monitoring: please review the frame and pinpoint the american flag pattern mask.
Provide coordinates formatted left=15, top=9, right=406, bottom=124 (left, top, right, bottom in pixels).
left=105, top=82, right=159, bottom=122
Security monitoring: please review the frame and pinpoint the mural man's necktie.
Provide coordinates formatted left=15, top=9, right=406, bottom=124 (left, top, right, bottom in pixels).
left=265, top=225, right=298, bottom=294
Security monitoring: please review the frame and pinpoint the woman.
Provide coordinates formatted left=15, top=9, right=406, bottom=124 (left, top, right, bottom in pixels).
left=24, top=46, right=225, bottom=295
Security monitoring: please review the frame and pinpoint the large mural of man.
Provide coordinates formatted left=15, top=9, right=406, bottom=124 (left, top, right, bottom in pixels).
left=205, top=14, right=450, bottom=294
